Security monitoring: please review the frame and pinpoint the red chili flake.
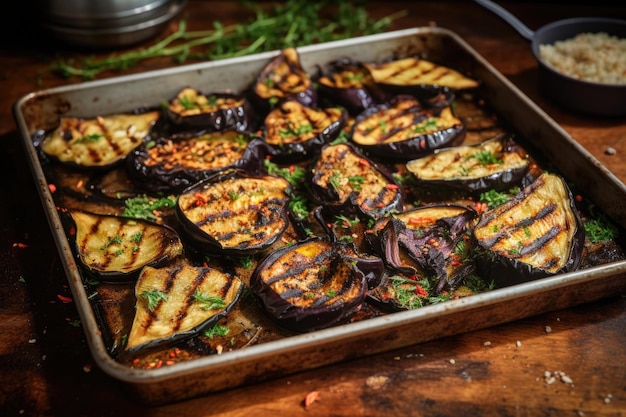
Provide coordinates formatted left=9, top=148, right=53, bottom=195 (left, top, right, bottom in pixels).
left=165, top=360, right=176, bottom=366
left=12, top=242, right=28, bottom=249
left=69, top=226, right=76, bottom=236
left=48, top=183, right=57, bottom=193
left=194, top=192, right=207, bottom=206
left=386, top=184, right=399, bottom=190
left=57, top=294, right=73, bottom=303
left=304, top=391, right=320, bottom=408
left=415, top=284, right=429, bottom=298
left=358, top=158, right=369, bottom=167
left=82, top=364, right=92, bottom=373
left=575, top=195, right=583, bottom=202
left=132, top=358, right=140, bottom=365
left=76, top=180, right=84, bottom=189
left=289, top=165, right=295, bottom=173
left=156, top=360, right=163, bottom=369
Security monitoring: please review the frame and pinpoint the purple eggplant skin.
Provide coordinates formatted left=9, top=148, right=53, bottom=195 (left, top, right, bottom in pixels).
left=249, top=238, right=375, bottom=333
left=314, top=57, right=388, bottom=116
left=249, top=47, right=318, bottom=117
left=368, top=204, right=478, bottom=293
left=175, top=170, right=292, bottom=256
left=406, top=134, right=532, bottom=194
left=126, top=132, right=271, bottom=194
left=262, top=99, right=348, bottom=163
left=376, top=83, right=456, bottom=110
left=308, top=142, right=403, bottom=221
left=472, top=173, right=585, bottom=288
left=167, top=88, right=256, bottom=132
left=350, top=95, right=466, bottom=161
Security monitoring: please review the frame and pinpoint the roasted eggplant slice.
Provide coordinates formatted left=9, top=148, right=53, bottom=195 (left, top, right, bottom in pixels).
left=473, top=173, right=585, bottom=287
left=251, top=47, right=317, bottom=114
left=406, top=135, right=531, bottom=193
left=41, top=111, right=160, bottom=168
left=250, top=238, right=374, bottom=332
left=176, top=171, right=291, bottom=255
left=126, top=131, right=266, bottom=193
left=65, top=210, right=184, bottom=282
left=126, top=262, right=244, bottom=351
left=167, top=87, right=254, bottom=131
left=315, top=58, right=386, bottom=116
left=363, top=57, right=479, bottom=90
left=263, top=99, right=347, bottom=161
left=371, top=205, right=478, bottom=293
left=351, top=95, right=465, bottom=160
left=309, top=143, right=403, bottom=220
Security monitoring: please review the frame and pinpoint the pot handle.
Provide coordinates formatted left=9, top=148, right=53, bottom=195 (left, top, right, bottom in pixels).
left=474, top=0, right=535, bottom=41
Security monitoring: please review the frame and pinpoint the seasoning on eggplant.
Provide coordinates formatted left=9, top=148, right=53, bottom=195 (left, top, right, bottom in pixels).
left=41, top=111, right=160, bottom=168
left=176, top=171, right=292, bottom=255
left=309, top=143, right=403, bottom=220
left=263, top=99, right=347, bottom=161
left=250, top=238, right=374, bottom=332
left=66, top=210, right=184, bottom=282
left=315, top=58, right=386, bottom=116
left=251, top=47, right=317, bottom=114
left=363, top=57, right=479, bottom=90
left=126, top=262, right=244, bottom=351
left=406, top=135, right=531, bottom=193
left=167, top=87, right=254, bottom=131
left=351, top=95, right=465, bottom=160
left=473, top=173, right=585, bottom=287
left=126, top=131, right=265, bottom=193
left=372, top=205, right=478, bottom=294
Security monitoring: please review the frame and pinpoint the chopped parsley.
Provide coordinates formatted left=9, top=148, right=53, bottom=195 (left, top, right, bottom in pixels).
left=122, top=196, right=177, bottom=220
left=140, top=289, right=168, bottom=311
left=193, top=291, right=226, bottom=310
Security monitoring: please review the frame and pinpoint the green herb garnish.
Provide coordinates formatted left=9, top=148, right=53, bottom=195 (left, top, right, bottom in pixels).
left=194, top=291, right=226, bottom=310
left=140, top=289, right=168, bottom=311
left=122, top=196, right=177, bottom=220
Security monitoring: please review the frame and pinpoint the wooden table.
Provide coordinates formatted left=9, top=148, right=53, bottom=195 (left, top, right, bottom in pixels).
left=1, top=1, right=625, bottom=416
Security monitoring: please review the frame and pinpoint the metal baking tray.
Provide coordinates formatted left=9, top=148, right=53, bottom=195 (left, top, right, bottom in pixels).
left=13, top=27, right=626, bottom=405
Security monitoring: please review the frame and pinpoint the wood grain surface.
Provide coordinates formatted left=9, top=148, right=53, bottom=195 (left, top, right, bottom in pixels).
left=1, top=1, right=625, bottom=416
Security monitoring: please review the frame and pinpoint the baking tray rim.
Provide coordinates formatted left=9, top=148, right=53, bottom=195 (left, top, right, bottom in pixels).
left=12, top=26, right=626, bottom=386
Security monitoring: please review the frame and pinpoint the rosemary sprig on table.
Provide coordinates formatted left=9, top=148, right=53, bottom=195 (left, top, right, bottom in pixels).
left=49, top=1, right=407, bottom=81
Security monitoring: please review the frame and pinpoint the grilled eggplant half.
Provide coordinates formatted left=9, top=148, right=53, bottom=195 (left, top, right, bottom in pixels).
left=250, top=238, right=375, bottom=332
left=65, top=210, right=184, bottom=282
left=251, top=47, right=317, bottom=115
left=315, top=58, right=386, bottom=116
left=176, top=171, right=292, bottom=255
left=126, top=131, right=266, bottom=193
left=309, top=143, right=403, bottom=220
left=363, top=57, right=479, bottom=90
left=406, top=135, right=532, bottom=193
left=126, top=262, right=244, bottom=351
left=370, top=205, right=478, bottom=293
left=41, top=111, right=160, bottom=169
left=351, top=95, right=465, bottom=160
left=167, top=87, right=254, bottom=132
left=473, top=173, right=585, bottom=287
left=263, top=99, right=347, bottom=161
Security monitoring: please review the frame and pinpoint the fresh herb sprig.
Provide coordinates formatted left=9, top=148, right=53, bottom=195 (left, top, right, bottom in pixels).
left=49, top=1, right=406, bottom=81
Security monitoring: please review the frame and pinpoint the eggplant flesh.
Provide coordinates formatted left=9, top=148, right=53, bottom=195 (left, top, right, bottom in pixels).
left=263, top=99, right=346, bottom=160
left=126, top=262, right=243, bottom=351
left=250, top=238, right=371, bottom=332
left=310, top=143, right=403, bottom=220
left=67, top=210, right=184, bottom=282
left=351, top=95, right=465, bottom=160
left=176, top=172, right=291, bottom=255
left=167, top=87, right=253, bottom=132
left=252, top=47, right=317, bottom=112
left=473, top=173, right=585, bottom=286
left=406, top=135, right=531, bottom=193
left=126, top=131, right=262, bottom=193
left=41, top=111, right=160, bottom=168
left=363, top=57, right=479, bottom=90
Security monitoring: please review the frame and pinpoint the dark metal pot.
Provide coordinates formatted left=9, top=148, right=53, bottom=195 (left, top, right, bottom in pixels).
left=475, top=0, right=626, bottom=117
